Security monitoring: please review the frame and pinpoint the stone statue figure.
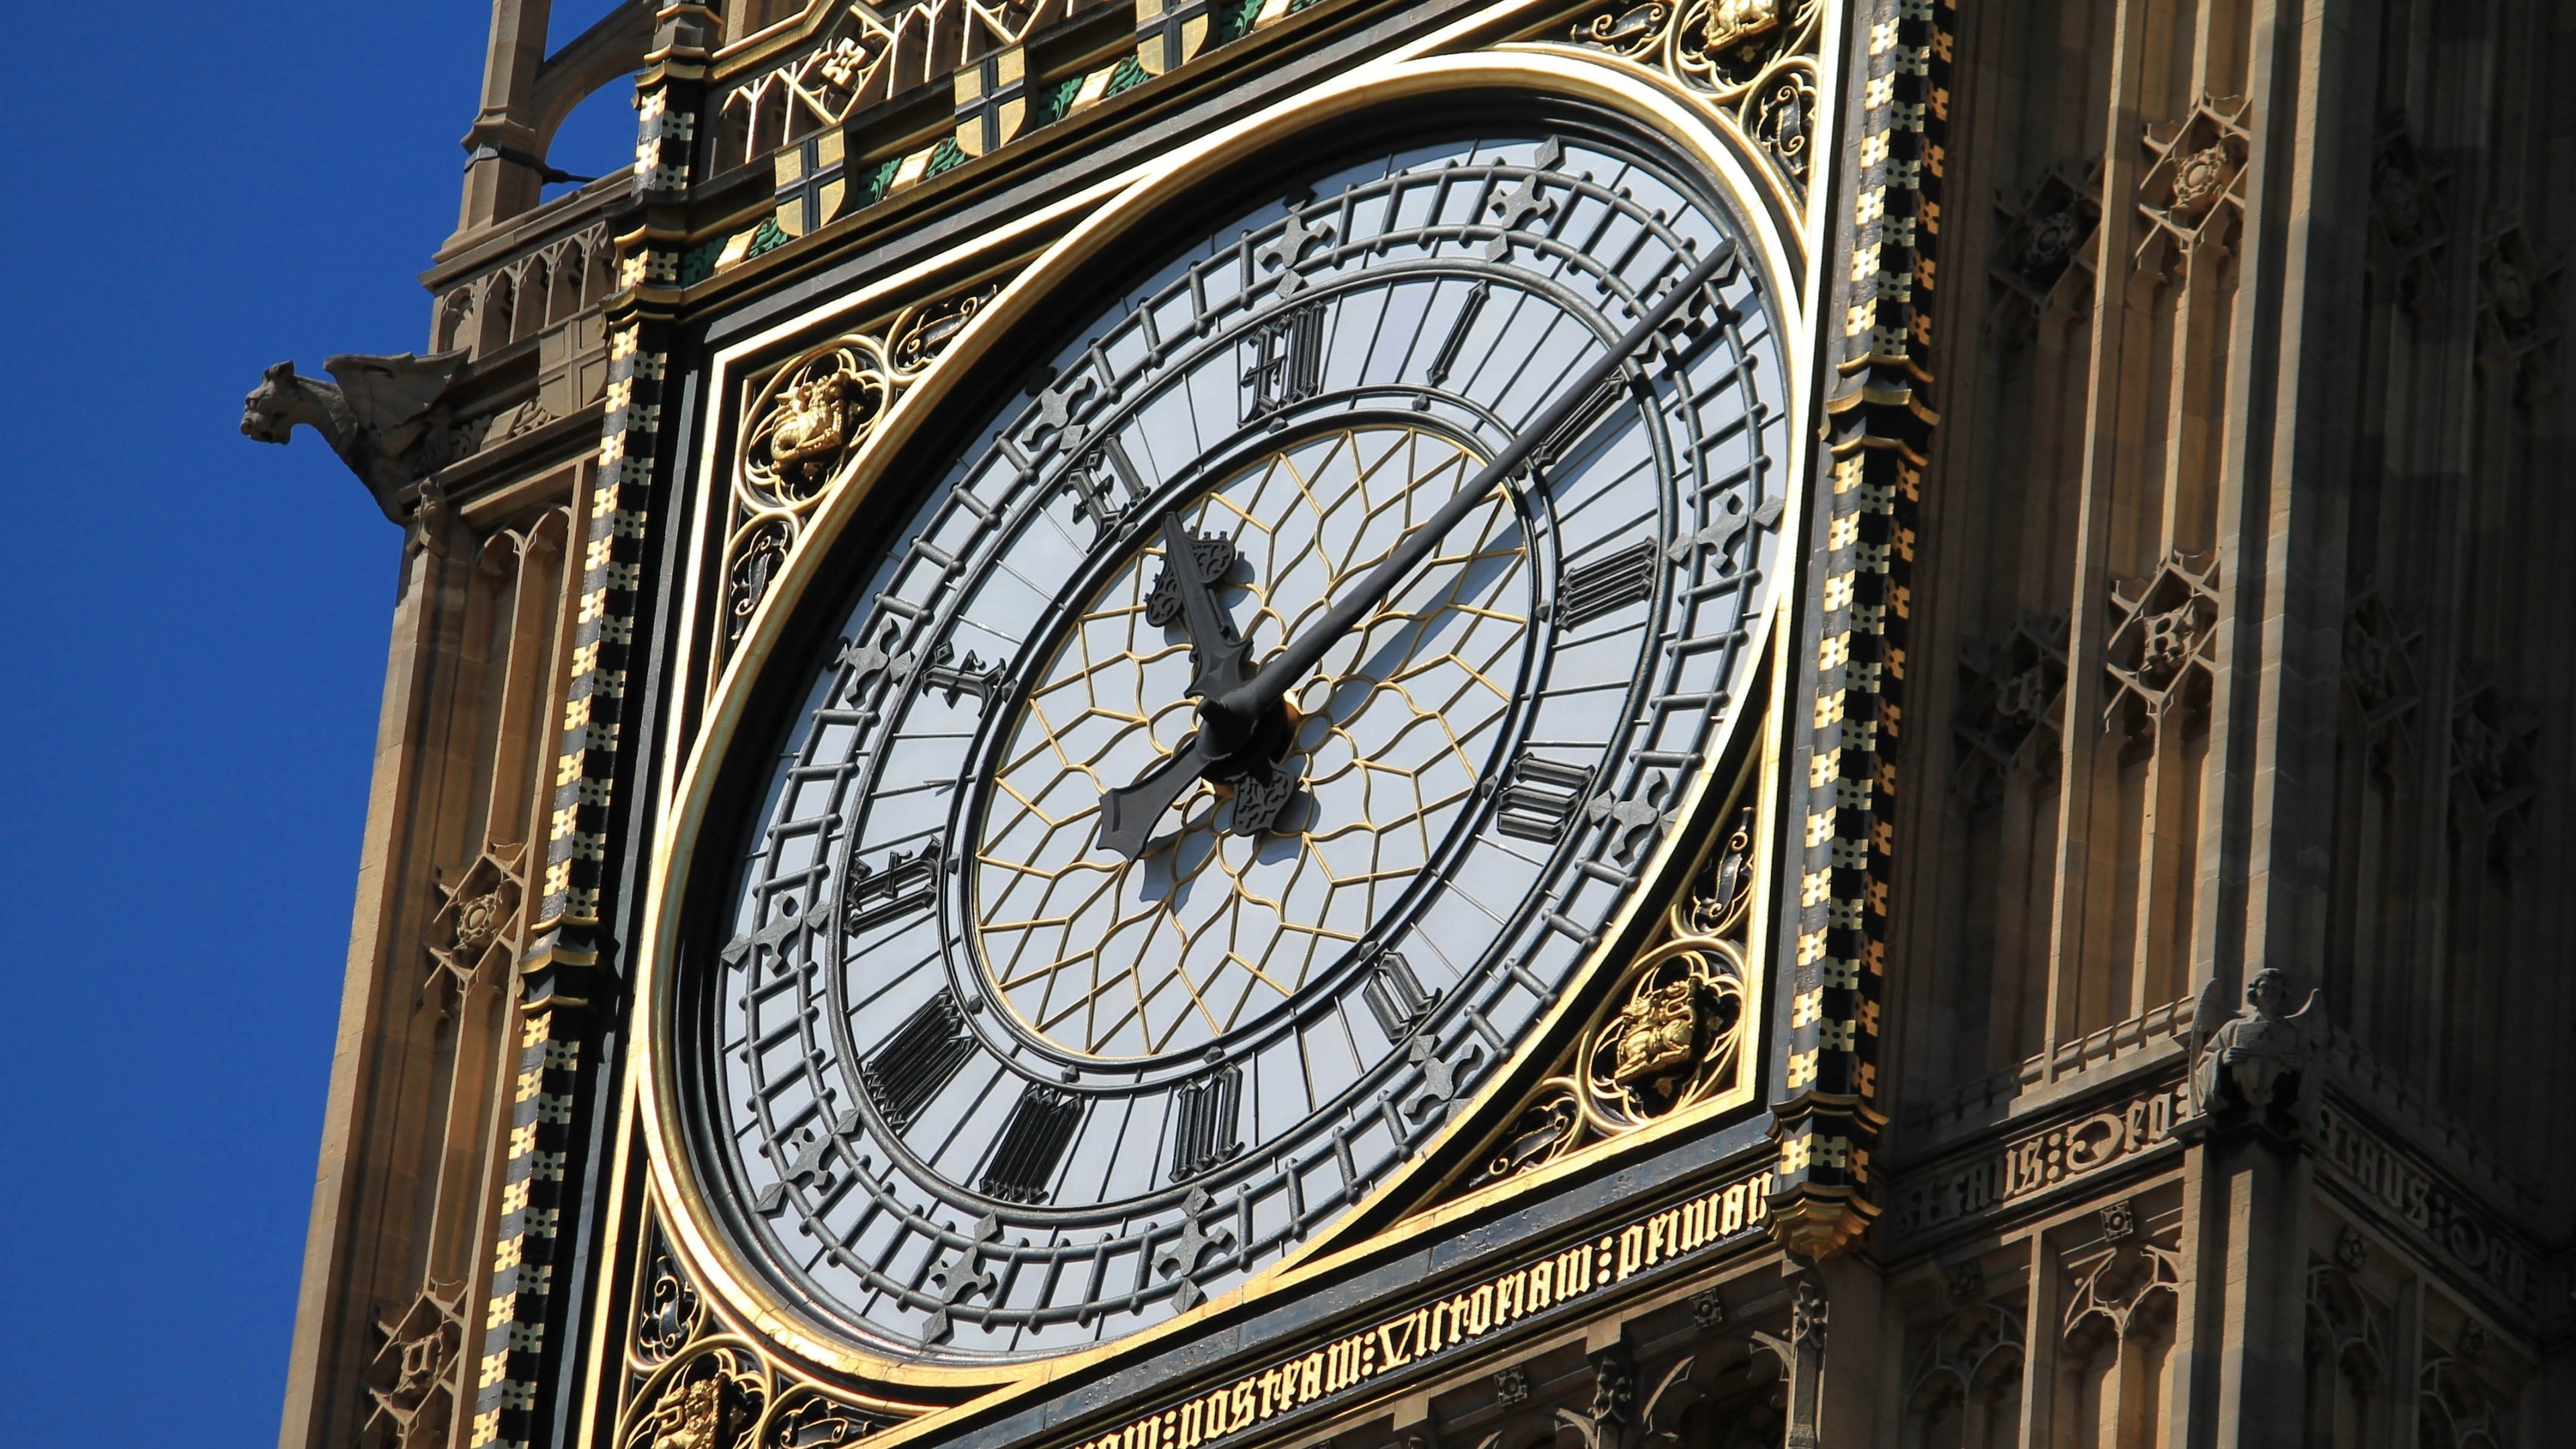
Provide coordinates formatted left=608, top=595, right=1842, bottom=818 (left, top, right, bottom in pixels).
left=240, top=352, right=468, bottom=525
left=2190, top=967, right=2321, bottom=1118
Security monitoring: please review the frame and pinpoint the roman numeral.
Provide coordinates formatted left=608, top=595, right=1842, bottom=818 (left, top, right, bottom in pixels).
left=1064, top=435, right=1146, bottom=537
left=1532, top=377, right=1627, bottom=470
left=1360, top=949, right=1438, bottom=1040
left=861, top=993, right=977, bottom=1131
left=1495, top=755, right=1593, bottom=843
left=977, top=1085, right=1083, bottom=1204
left=919, top=642, right=1014, bottom=714
left=1559, top=539, right=1660, bottom=627
left=845, top=843, right=940, bottom=936
left=1241, top=301, right=1324, bottom=424
left=1167, top=1065, right=1243, bottom=1181
left=1426, top=280, right=1489, bottom=390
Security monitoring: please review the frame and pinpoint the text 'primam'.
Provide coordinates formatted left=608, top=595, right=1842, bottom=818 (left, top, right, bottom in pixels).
left=1066, top=1167, right=1776, bottom=1449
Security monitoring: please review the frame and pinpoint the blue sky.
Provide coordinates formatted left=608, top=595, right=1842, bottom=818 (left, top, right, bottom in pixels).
left=0, top=5, right=637, bottom=1443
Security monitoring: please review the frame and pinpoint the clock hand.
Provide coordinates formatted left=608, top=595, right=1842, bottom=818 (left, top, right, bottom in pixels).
left=1095, top=513, right=1281, bottom=860
left=1097, top=735, right=1211, bottom=860
left=1095, top=725, right=1301, bottom=860
left=1201, top=240, right=1736, bottom=743
left=1152, top=509, right=1252, bottom=704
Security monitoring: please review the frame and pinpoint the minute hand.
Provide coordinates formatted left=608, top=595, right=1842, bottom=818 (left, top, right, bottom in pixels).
left=1203, top=240, right=1736, bottom=736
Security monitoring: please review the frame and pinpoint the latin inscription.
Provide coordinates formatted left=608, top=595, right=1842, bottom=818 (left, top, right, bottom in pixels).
left=1062, top=1164, right=1776, bottom=1449
left=1886, top=1081, right=2190, bottom=1240
left=2313, top=1098, right=2538, bottom=1311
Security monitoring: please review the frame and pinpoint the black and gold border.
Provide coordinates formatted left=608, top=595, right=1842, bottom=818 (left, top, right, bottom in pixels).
left=1768, top=0, right=1953, bottom=1259
left=479, top=8, right=723, bottom=1447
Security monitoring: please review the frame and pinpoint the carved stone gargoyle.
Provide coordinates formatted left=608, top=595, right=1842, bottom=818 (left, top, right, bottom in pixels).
left=2188, top=967, right=2322, bottom=1130
left=240, top=352, right=468, bottom=527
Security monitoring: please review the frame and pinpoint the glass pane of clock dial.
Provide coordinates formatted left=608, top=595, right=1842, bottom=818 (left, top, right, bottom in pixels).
left=696, top=130, right=1788, bottom=1360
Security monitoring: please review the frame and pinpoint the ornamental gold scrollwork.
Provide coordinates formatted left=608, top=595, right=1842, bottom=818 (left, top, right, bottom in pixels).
left=1582, top=933, right=1748, bottom=1130
left=1552, top=0, right=1822, bottom=205
left=616, top=1210, right=914, bottom=1449
left=1460, top=802, right=1756, bottom=1193
left=720, top=284, right=1000, bottom=663
left=632, top=1232, right=706, bottom=1371
left=625, top=1341, right=770, bottom=1449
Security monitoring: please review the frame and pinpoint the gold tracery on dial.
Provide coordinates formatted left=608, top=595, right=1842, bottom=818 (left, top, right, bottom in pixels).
left=972, top=425, right=1530, bottom=1060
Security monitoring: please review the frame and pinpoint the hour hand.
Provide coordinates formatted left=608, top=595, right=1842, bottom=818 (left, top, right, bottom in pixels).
left=1095, top=515, right=1263, bottom=859
left=1147, top=510, right=1251, bottom=700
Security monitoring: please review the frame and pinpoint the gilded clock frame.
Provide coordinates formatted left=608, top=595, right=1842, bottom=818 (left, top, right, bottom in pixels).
left=603, top=33, right=1829, bottom=1417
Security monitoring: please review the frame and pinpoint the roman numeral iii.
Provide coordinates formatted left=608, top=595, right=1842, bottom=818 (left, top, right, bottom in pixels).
left=1495, top=755, right=1593, bottom=843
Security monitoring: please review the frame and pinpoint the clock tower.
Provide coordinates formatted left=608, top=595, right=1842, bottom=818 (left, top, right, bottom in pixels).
left=252, top=2, right=2576, bottom=1448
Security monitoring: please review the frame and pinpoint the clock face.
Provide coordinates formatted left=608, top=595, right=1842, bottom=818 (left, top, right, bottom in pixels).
left=691, top=129, right=1788, bottom=1362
